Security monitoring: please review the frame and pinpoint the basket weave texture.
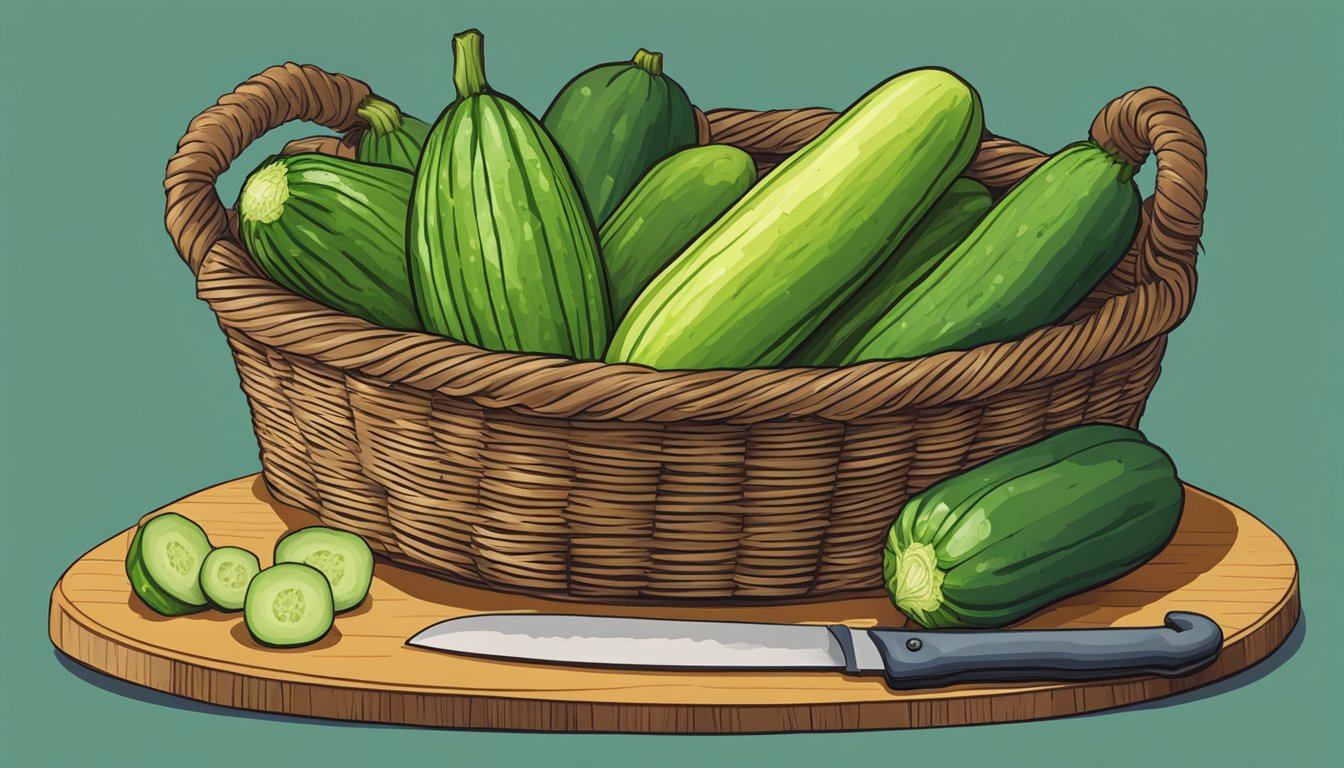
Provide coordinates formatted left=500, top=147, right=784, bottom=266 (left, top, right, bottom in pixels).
left=163, top=64, right=1207, bottom=603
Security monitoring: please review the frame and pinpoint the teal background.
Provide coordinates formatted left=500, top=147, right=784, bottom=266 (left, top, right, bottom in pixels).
left=2, top=0, right=1339, bottom=764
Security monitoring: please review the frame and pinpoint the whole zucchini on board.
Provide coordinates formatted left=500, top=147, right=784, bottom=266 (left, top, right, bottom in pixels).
left=355, top=95, right=432, bottom=171
left=409, top=29, right=611, bottom=358
left=837, top=141, right=1142, bottom=364
left=237, top=153, right=420, bottom=330
left=787, top=177, right=991, bottom=366
left=884, top=425, right=1183, bottom=629
left=600, top=144, right=757, bottom=319
left=606, top=68, right=984, bottom=370
left=543, top=48, right=697, bottom=223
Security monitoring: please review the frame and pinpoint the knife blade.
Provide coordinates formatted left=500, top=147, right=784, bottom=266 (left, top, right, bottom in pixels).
left=407, top=611, right=1223, bottom=689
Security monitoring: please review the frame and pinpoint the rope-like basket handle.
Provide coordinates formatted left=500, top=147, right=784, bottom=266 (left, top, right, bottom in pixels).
left=1090, top=87, right=1207, bottom=296
left=164, top=64, right=372, bottom=276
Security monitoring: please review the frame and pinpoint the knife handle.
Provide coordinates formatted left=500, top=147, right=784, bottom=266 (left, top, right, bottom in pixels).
left=863, top=612, right=1223, bottom=690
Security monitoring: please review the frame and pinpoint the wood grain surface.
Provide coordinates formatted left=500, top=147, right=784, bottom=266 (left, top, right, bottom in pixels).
left=49, top=475, right=1298, bottom=732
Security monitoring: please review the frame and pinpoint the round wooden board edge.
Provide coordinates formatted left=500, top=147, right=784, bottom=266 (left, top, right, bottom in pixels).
left=48, top=481, right=1302, bottom=734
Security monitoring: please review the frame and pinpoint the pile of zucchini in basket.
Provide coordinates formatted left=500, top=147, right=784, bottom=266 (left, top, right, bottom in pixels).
left=219, top=29, right=1188, bottom=636
left=237, top=29, right=1141, bottom=370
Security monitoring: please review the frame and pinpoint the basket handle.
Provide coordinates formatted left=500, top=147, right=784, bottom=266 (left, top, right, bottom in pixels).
left=164, top=64, right=371, bottom=276
left=1090, top=87, right=1207, bottom=295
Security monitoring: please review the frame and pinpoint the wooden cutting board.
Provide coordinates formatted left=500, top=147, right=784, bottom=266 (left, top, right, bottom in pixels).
left=49, top=475, right=1298, bottom=733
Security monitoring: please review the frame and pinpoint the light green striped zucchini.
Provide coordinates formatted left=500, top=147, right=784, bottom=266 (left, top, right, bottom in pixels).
left=408, top=29, right=610, bottom=358
left=605, top=68, right=984, bottom=369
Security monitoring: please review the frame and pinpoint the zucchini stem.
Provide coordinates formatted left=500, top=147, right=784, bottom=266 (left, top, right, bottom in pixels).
left=1117, top=161, right=1139, bottom=185
left=356, top=96, right=404, bottom=136
left=452, top=29, right=490, bottom=98
left=632, top=48, right=664, bottom=77
left=1096, top=141, right=1141, bottom=184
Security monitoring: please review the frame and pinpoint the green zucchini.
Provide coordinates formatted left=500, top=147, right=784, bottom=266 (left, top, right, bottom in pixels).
left=244, top=563, right=335, bottom=647
left=600, top=144, right=757, bottom=319
left=409, top=29, right=610, bottom=358
left=125, top=513, right=212, bottom=616
left=838, top=142, right=1141, bottom=364
left=543, top=48, right=697, bottom=223
left=355, top=95, right=432, bottom=171
left=883, top=425, right=1183, bottom=629
left=274, top=527, right=374, bottom=613
left=606, top=68, right=983, bottom=370
left=787, top=177, right=991, bottom=365
left=199, top=546, right=261, bottom=612
left=237, top=153, right=419, bottom=330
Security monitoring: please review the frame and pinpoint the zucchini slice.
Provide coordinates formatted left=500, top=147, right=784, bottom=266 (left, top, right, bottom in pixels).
left=125, top=513, right=212, bottom=616
left=244, top=564, right=335, bottom=647
left=199, top=546, right=261, bottom=612
left=274, top=527, right=374, bottom=613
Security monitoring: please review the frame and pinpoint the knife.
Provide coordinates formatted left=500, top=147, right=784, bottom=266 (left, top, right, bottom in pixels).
left=408, top=611, right=1222, bottom=689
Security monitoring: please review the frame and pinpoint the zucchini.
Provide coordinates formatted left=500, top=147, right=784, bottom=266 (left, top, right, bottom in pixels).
left=274, top=527, right=374, bottom=613
left=410, top=29, right=610, bottom=358
left=238, top=153, right=420, bottom=330
left=125, top=513, right=212, bottom=616
left=606, top=68, right=983, bottom=369
left=883, top=425, right=1183, bottom=629
left=543, top=48, right=697, bottom=223
left=788, top=177, right=991, bottom=365
left=838, top=142, right=1142, bottom=364
left=355, top=95, right=432, bottom=171
left=244, top=563, right=335, bottom=647
left=199, top=546, right=261, bottom=612
left=600, top=144, right=757, bottom=319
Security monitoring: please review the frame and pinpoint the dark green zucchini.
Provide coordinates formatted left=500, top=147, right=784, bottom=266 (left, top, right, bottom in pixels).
left=883, top=425, right=1183, bottom=629
left=788, top=177, right=991, bottom=365
left=600, top=144, right=756, bottom=319
left=355, top=95, right=432, bottom=171
left=409, top=29, right=610, bottom=358
left=543, top=48, right=697, bottom=223
left=237, top=153, right=419, bottom=330
left=839, top=142, right=1141, bottom=364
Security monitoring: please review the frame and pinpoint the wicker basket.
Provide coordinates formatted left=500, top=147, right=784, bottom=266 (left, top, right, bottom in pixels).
left=163, top=63, right=1207, bottom=603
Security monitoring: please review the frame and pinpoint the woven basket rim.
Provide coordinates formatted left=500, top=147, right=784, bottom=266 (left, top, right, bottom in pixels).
left=197, top=229, right=1162, bottom=424
left=170, top=63, right=1208, bottom=424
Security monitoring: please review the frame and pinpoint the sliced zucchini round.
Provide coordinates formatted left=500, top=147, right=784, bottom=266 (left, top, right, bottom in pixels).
left=274, top=527, right=374, bottom=612
left=125, top=513, right=212, bottom=615
left=244, top=563, right=335, bottom=647
left=199, top=546, right=261, bottom=612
